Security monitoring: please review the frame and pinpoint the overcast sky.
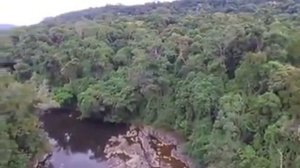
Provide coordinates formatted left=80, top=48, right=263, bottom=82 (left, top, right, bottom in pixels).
left=0, top=0, right=171, bottom=26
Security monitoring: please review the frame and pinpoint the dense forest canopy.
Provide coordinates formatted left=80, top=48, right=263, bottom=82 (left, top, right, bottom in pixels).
left=1, top=0, right=300, bottom=167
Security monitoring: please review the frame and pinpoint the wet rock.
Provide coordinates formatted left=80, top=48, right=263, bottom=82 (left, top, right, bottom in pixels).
left=104, top=125, right=194, bottom=168
left=34, top=153, right=52, bottom=168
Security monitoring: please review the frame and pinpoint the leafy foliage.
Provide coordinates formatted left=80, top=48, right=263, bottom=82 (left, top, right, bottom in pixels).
left=3, top=0, right=300, bottom=167
left=0, top=73, right=45, bottom=168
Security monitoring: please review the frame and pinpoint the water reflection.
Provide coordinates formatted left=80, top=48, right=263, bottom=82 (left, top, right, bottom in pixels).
left=40, top=109, right=128, bottom=168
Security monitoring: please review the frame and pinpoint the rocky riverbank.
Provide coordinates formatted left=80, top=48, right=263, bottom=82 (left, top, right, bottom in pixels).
left=38, top=109, right=196, bottom=168
left=104, top=125, right=195, bottom=168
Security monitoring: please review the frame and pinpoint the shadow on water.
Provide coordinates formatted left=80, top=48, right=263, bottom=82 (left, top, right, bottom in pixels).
left=40, top=108, right=129, bottom=168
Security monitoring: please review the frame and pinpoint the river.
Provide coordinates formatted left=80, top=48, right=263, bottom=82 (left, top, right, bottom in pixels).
left=39, top=108, right=193, bottom=168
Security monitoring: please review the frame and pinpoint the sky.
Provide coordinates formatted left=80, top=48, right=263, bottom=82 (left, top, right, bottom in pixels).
left=0, top=0, right=172, bottom=26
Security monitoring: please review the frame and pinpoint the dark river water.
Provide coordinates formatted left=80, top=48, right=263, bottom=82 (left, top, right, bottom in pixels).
left=40, top=108, right=190, bottom=168
left=40, top=109, right=129, bottom=168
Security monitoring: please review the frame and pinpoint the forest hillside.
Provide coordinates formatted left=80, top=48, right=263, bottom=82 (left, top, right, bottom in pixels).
left=1, top=0, right=300, bottom=167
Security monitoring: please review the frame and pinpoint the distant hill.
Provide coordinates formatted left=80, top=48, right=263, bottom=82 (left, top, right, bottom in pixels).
left=40, top=0, right=295, bottom=25
left=0, top=24, right=16, bottom=30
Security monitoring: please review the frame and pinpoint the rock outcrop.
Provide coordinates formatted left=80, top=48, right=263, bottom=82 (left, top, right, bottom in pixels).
left=104, top=125, right=194, bottom=168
